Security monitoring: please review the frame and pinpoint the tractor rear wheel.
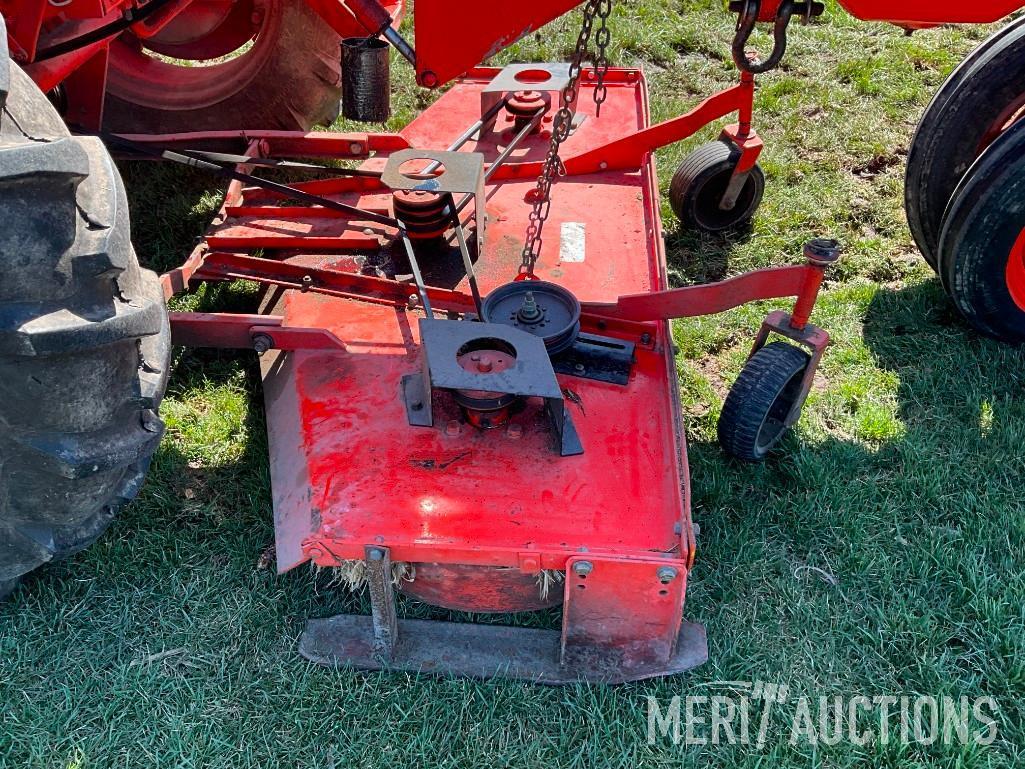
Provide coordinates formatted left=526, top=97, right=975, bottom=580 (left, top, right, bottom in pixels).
left=937, top=120, right=1025, bottom=344
left=103, top=0, right=343, bottom=133
left=905, top=16, right=1025, bottom=269
left=0, top=29, right=171, bottom=598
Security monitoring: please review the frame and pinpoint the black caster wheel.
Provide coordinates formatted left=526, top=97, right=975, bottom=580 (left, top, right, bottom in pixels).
left=937, top=118, right=1025, bottom=344
left=718, top=341, right=811, bottom=462
left=669, top=140, right=765, bottom=233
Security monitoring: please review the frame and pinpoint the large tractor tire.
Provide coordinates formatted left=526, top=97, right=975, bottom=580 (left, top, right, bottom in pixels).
left=102, top=0, right=344, bottom=133
left=937, top=119, right=1025, bottom=344
left=0, top=25, right=171, bottom=599
left=905, top=16, right=1025, bottom=269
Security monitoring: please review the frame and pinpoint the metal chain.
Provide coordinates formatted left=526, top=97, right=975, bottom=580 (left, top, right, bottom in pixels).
left=592, top=0, right=614, bottom=116
left=518, top=0, right=605, bottom=278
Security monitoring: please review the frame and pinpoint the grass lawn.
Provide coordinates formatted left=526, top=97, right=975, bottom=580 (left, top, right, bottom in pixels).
left=2, top=2, right=1024, bottom=766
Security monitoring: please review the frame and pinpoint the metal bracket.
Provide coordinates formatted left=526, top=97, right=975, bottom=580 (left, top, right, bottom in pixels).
left=480, top=63, right=572, bottom=133
left=562, top=556, right=690, bottom=675
left=552, top=332, right=635, bottom=385
left=382, top=149, right=487, bottom=279
left=364, top=545, right=398, bottom=658
left=401, top=319, right=584, bottom=456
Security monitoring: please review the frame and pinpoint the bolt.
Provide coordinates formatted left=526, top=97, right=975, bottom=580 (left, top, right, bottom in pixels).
left=420, top=70, right=440, bottom=88
left=407, top=294, right=420, bottom=310
left=657, top=566, right=678, bottom=584
left=507, top=423, right=523, bottom=439
left=640, top=332, right=652, bottom=345
left=252, top=333, right=274, bottom=355
left=572, top=561, right=593, bottom=577
left=349, top=142, right=364, bottom=155
left=477, top=355, right=494, bottom=373
left=363, top=227, right=375, bottom=236
left=574, top=363, right=585, bottom=374
left=301, top=274, right=313, bottom=292
left=804, top=237, right=842, bottom=266
left=446, top=420, right=461, bottom=436
left=598, top=161, right=608, bottom=170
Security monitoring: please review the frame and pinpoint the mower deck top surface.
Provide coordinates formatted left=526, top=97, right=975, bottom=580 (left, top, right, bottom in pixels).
left=259, top=71, right=691, bottom=572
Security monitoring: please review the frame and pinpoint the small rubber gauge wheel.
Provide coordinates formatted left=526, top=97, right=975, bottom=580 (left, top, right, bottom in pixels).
left=717, top=342, right=811, bottom=461
left=669, top=140, right=765, bottom=233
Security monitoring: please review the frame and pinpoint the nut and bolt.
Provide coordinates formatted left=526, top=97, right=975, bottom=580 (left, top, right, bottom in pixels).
left=640, top=332, right=653, bottom=345
left=572, top=561, right=594, bottom=577
left=349, top=142, right=364, bottom=155
left=657, top=566, right=678, bottom=584
left=252, top=333, right=274, bottom=355
left=407, top=294, right=420, bottom=310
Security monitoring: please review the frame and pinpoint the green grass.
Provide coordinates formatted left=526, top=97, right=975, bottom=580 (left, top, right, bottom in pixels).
left=3, top=3, right=1025, bottom=767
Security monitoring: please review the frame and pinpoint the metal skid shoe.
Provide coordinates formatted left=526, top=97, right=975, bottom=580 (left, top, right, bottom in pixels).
left=158, top=60, right=839, bottom=683
left=301, top=548, right=708, bottom=684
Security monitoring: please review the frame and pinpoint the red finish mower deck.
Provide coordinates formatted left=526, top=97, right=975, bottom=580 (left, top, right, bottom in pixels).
left=161, top=65, right=835, bottom=683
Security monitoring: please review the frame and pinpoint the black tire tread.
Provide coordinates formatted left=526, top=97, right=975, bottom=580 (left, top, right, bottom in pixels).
left=669, top=140, right=764, bottom=233
left=905, top=16, right=1025, bottom=269
left=0, top=26, right=171, bottom=590
left=937, top=120, right=1025, bottom=344
left=717, top=341, right=810, bottom=462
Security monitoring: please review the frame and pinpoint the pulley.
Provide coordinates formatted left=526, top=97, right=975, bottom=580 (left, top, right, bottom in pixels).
left=480, top=281, right=581, bottom=355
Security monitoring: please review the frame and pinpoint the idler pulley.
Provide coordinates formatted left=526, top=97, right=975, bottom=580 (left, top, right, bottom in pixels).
left=480, top=281, right=582, bottom=355
left=392, top=189, right=452, bottom=240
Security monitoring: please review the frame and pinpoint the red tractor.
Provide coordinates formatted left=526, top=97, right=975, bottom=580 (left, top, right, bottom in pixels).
left=0, top=0, right=1021, bottom=681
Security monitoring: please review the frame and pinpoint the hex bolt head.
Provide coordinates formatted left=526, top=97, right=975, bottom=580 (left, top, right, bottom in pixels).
left=572, top=561, right=593, bottom=577
left=349, top=142, right=364, bottom=155
left=657, top=566, right=678, bottom=584
left=252, top=333, right=274, bottom=355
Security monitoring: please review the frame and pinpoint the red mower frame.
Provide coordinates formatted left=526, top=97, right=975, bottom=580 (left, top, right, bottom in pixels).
left=136, top=60, right=836, bottom=682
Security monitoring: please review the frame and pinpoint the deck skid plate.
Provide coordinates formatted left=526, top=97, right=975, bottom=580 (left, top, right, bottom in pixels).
left=299, top=616, right=708, bottom=684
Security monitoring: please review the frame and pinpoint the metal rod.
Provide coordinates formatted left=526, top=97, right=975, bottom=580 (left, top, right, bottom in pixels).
left=381, top=26, right=416, bottom=66
left=103, top=133, right=401, bottom=228
left=397, top=220, right=434, bottom=319
left=451, top=108, right=545, bottom=218
left=448, top=198, right=484, bottom=318
left=417, top=97, right=511, bottom=177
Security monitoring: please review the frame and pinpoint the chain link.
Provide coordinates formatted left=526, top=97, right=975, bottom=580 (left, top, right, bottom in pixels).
left=592, top=0, right=613, bottom=116
left=518, top=0, right=610, bottom=278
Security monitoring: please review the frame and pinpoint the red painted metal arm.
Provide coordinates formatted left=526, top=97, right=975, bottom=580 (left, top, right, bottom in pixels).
left=580, top=263, right=826, bottom=326
left=170, top=312, right=346, bottom=351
